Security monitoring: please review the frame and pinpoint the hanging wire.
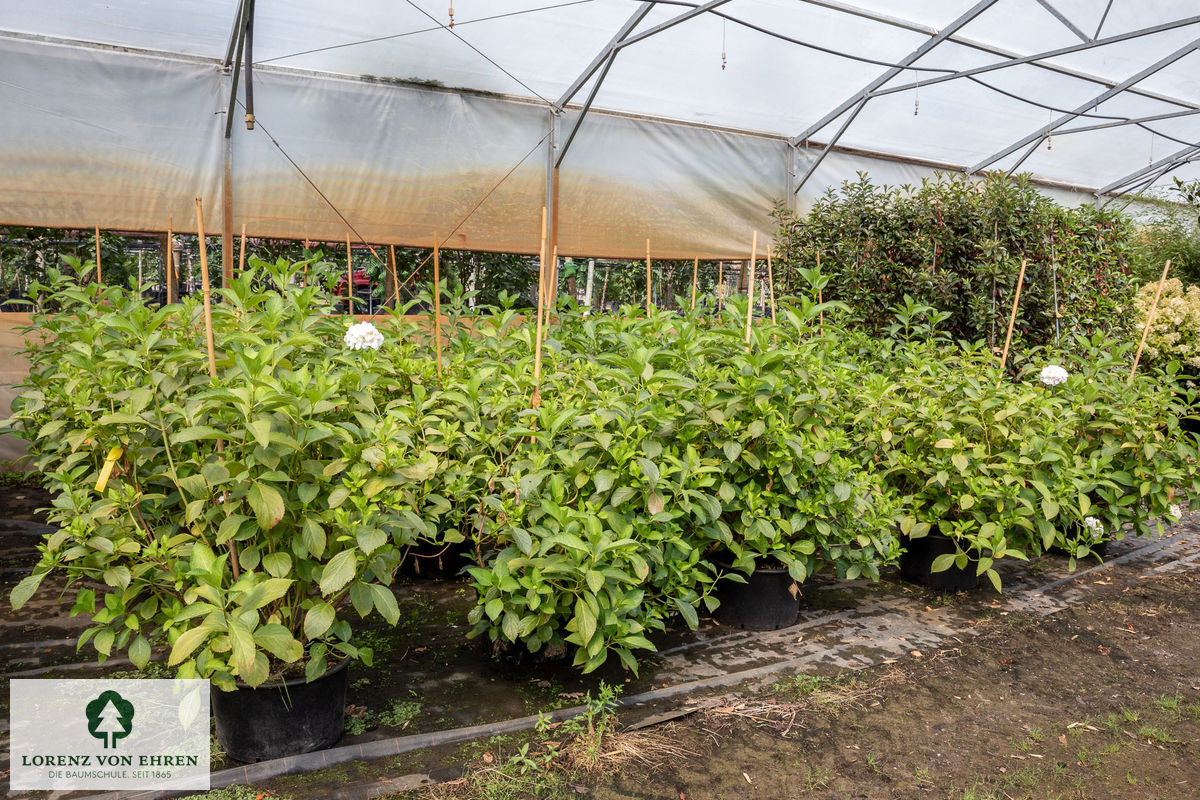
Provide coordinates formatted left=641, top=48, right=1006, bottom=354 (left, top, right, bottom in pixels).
left=1149, top=129, right=1155, bottom=165
left=448, top=3, right=454, bottom=27
left=913, top=79, right=919, bottom=116
left=721, top=18, right=727, bottom=70
left=1046, top=109, right=1054, bottom=150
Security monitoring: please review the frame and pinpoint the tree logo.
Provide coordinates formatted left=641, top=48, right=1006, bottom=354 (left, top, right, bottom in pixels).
left=85, top=690, right=134, bottom=748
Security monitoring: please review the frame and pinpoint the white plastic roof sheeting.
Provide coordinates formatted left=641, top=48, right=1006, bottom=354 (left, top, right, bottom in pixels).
left=2, top=1, right=1199, bottom=258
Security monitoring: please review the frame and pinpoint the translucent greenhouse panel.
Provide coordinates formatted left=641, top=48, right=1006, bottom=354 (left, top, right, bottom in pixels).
left=556, top=109, right=787, bottom=258
left=2, top=0, right=236, bottom=59
left=0, top=36, right=223, bottom=234
left=230, top=73, right=785, bottom=259
left=229, top=70, right=548, bottom=254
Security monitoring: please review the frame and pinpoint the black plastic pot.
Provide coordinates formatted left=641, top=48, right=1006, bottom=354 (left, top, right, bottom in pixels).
left=400, top=539, right=471, bottom=579
left=899, top=532, right=979, bottom=591
left=212, top=657, right=349, bottom=763
left=1048, top=525, right=1110, bottom=558
left=714, top=563, right=799, bottom=631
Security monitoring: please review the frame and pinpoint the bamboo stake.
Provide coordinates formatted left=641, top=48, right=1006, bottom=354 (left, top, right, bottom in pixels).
left=195, top=198, right=238, bottom=578
left=717, top=262, right=724, bottom=312
left=1130, top=260, right=1172, bottom=383
left=345, top=232, right=354, bottom=315
left=238, top=223, right=247, bottom=275
left=745, top=231, right=757, bottom=351
left=998, top=258, right=1027, bottom=372
left=166, top=218, right=175, bottom=304
left=532, top=206, right=548, bottom=406
left=645, top=239, right=652, bottom=314
left=765, top=244, right=777, bottom=324
left=690, top=257, right=699, bottom=311
left=94, top=225, right=103, bottom=284
left=433, top=232, right=442, bottom=375
left=194, top=199, right=217, bottom=379
left=388, top=244, right=400, bottom=308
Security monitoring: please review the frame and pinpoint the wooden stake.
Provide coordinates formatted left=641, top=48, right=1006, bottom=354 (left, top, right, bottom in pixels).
left=94, top=225, right=103, bottom=284
left=532, top=206, right=548, bottom=404
left=388, top=244, right=400, bottom=308
left=345, top=232, right=354, bottom=315
left=998, top=258, right=1027, bottom=372
left=690, top=257, right=699, bottom=311
left=645, top=239, right=652, bottom=314
left=165, top=217, right=175, bottom=304
left=1130, top=260, right=1172, bottom=382
left=194, top=199, right=217, bottom=379
left=745, top=231, right=757, bottom=351
left=765, top=244, right=777, bottom=324
left=717, top=262, right=724, bottom=311
left=238, top=223, right=247, bottom=275
left=433, top=232, right=442, bottom=375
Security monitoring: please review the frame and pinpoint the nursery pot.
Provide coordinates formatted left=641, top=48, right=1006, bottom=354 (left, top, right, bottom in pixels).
left=212, top=657, right=350, bottom=763
left=899, top=532, right=979, bottom=591
left=714, top=562, right=800, bottom=631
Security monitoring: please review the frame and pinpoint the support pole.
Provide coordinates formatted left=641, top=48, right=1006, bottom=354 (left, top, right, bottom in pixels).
left=999, top=258, right=1027, bottom=372
left=388, top=245, right=400, bottom=308
left=433, top=232, right=442, bottom=376
left=533, top=206, right=548, bottom=406
left=765, top=244, right=777, bottom=324
left=645, top=239, right=652, bottom=314
left=238, top=223, right=247, bottom=275
left=94, top=225, right=102, bottom=284
left=165, top=218, right=175, bottom=304
left=345, top=232, right=353, bottom=315
left=194, top=199, right=218, bottom=379
left=717, top=262, right=724, bottom=312
left=690, top=257, right=699, bottom=311
left=584, top=258, right=595, bottom=307
left=745, top=232, right=757, bottom=351
left=1130, top=260, right=1172, bottom=382
left=222, top=137, right=234, bottom=287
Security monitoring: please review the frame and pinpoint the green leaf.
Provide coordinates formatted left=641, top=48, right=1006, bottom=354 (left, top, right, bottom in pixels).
left=723, top=441, right=742, bottom=462
left=934, top=438, right=955, bottom=449
left=302, top=519, right=326, bottom=558
left=1042, top=499, right=1060, bottom=521
left=576, top=598, right=597, bottom=644
left=248, top=418, right=272, bottom=449
left=171, top=426, right=226, bottom=444
left=304, top=601, right=336, bottom=640
left=261, top=551, right=292, bottom=578
left=674, top=598, right=699, bottom=630
left=238, top=577, right=293, bottom=611
left=319, top=550, right=358, bottom=596
left=168, top=622, right=221, bottom=665
left=229, top=621, right=257, bottom=677
left=930, top=553, right=958, bottom=573
left=9, top=573, right=45, bottom=610
left=357, top=528, right=387, bottom=556
left=950, top=452, right=969, bottom=472
left=959, top=494, right=975, bottom=510
left=128, top=635, right=151, bottom=669
left=248, top=482, right=285, bottom=530
left=253, top=624, right=303, bottom=662
left=368, top=584, right=400, bottom=625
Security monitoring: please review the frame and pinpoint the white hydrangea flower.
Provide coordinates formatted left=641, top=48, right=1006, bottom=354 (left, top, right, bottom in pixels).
left=1039, top=365, right=1069, bottom=386
left=1083, top=516, right=1104, bottom=541
left=344, top=321, right=384, bottom=351
left=1168, top=503, right=1183, bottom=521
